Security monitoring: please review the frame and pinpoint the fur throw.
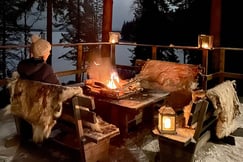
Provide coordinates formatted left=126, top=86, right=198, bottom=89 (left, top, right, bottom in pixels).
left=7, top=72, right=83, bottom=143
left=206, top=80, right=241, bottom=139
left=136, top=60, right=201, bottom=92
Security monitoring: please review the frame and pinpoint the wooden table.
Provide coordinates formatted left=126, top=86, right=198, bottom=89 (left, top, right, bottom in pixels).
left=94, top=89, right=169, bottom=137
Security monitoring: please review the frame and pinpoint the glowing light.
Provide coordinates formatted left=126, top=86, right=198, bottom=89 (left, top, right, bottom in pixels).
left=109, top=32, right=120, bottom=44
left=107, top=72, right=120, bottom=89
left=94, top=61, right=100, bottom=66
left=163, top=117, right=171, bottom=129
left=198, top=34, right=213, bottom=49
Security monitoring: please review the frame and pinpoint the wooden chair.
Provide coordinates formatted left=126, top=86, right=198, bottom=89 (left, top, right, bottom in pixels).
left=153, top=99, right=217, bottom=162
left=53, top=95, right=120, bottom=162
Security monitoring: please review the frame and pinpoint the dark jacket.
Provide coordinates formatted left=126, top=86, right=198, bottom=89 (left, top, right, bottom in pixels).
left=17, top=58, right=60, bottom=85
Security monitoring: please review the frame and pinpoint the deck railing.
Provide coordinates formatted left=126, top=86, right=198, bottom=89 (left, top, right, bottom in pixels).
left=1, top=42, right=243, bottom=90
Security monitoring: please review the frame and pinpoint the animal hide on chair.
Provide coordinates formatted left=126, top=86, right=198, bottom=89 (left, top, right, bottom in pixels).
left=206, top=80, right=241, bottom=139
left=7, top=72, right=83, bottom=143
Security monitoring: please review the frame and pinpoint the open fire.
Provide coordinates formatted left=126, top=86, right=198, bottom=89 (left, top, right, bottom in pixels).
left=84, top=57, right=142, bottom=99
left=106, top=71, right=120, bottom=89
left=84, top=75, right=142, bottom=99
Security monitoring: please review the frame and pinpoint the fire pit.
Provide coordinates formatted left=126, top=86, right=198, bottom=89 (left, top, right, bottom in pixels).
left=85, top=57, right=143, bottom=99
left=83, top=78, right=143, bottom=99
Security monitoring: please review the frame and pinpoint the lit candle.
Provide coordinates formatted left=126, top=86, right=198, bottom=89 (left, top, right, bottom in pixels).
left=163, top=117, right=171, bottom=129
left=202, top=43, right=209, bottom=49
left=111, top=39, right=116, bottom=44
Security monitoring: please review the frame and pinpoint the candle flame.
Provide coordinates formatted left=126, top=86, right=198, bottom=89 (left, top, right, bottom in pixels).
left=202, top=43, right=209, bottom=49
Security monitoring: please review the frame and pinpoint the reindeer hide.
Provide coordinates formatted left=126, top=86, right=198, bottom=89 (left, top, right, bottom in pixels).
left=136, top=60, right=201, bottom=92
left=206, top=80, right=241, bottom=139
left=7, top=74, right=83, bottom=143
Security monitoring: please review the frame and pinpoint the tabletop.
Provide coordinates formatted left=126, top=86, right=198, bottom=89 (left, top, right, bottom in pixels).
left=96, top=89, right=169, bottom=110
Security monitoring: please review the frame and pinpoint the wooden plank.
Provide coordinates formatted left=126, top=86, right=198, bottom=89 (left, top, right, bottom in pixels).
left=153, top=128, right=195, bottom=146
left=194, top=130, right=211, bottom=153
left=84, top=138, right=110, bottom=162
left=72, top=96, right=97, bottom=123
left=72, top=95, right=96, bottom=110
left=75, top=105, right=97, bottom=123
left=188, top=101, right=203, bottom=126
left=83, top=121, right=120, bottom=143
left=193, top=100, right=209, bottom=141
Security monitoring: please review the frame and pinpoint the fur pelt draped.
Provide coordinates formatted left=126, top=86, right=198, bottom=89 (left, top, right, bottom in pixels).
left=136, top=60, right=201, bottom=92
left=7, top=72, right=83, bottom=143
left=206, top=80, right=241, bottom=139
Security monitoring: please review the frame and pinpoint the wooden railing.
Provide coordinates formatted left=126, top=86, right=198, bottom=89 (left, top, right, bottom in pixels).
left=1, top=42, right=243, bottom=90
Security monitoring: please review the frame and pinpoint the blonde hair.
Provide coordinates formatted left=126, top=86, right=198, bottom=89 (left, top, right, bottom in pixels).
left=31, top=35, right=51, bottom=58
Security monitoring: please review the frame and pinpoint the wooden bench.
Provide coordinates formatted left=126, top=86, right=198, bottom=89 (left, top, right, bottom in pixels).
left=52, top=95, right=120, bottom=162
left=153, top=99, right=217, bottom=162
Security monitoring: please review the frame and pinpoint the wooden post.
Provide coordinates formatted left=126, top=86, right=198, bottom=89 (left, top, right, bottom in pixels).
left=110, top=44, right=116, bottom=65
left=76, top=45, right=83, bottom=82
left=47, top=0, right=52, bottom=65
left=210, top=0, right=222, bottom=84
left=152, top=46, right=157, bottom=60
left=219, top=49, right=225, bottom=82
left=210, top=0, right=221, bottom=47
left=101, top=0, right=113, bottom=58
left=202, top=49, right=209, bottom=90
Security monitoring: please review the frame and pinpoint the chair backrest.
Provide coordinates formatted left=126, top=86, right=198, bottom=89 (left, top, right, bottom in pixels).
left=72, top=95, right=97, bottom=124
left=188, top=99, right=216, bottom=141
left=71, top=95, right=98, bottom=162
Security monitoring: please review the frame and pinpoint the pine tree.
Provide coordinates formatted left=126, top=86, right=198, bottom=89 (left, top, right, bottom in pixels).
left=53, top=0, right=103, bottom=63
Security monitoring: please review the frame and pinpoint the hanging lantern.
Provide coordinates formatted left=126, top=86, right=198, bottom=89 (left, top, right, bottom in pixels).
left=158, top=106, right=176, bottom=134
left=198, top=34, right=214, bottom=49
left=109, top=32, right=120, bottom=44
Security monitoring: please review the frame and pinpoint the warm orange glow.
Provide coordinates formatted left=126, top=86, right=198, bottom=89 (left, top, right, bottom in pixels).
left=198, top=34, right=213, bottom=49
left=107, top=72, right=120, bottom=89
left=202, top=43, right=209, bottom=49
left=163, top=117, right=172, bottom=129
left=94, top=61, right=100, bottom=66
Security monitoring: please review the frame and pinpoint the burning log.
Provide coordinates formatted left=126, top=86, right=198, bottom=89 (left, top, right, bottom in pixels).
left=84, top=78, right=143, bottom=99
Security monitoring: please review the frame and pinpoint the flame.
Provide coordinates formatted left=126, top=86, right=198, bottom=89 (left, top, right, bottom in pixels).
left=94, top=61, right=100, bottom=66
left=107, top=72, right=120, bottom=89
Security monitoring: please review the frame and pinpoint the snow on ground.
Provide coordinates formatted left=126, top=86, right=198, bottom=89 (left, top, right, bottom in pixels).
left=0, top=103, right=243, bottom=161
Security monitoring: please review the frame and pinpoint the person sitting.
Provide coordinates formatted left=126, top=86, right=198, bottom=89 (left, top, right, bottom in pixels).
left=17, top=34, right=60, bottom=84
left=16, top=34, right=60, bottom=141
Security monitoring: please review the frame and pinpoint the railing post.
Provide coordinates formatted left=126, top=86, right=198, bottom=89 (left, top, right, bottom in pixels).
left=202, top=49, right=209, bottom=90
left=111, top=44, right=116, bottom=65
left=152, top=46, right=157, bottom=60
left=76, top=44, right=83, bottom=82
left=219, top=49, right=225, bottom=82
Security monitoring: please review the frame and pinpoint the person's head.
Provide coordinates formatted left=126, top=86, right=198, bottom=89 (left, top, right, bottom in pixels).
left=31, top=35, right=51, bottom=62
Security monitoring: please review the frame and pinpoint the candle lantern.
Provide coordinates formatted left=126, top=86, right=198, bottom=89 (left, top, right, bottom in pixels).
left=198, top=34, right=213, bottom=49
left=158, top=106, right=176, bottom=134
left=109, top=32, right=120, bottom=44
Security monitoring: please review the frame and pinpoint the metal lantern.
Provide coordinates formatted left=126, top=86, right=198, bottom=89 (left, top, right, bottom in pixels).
left=158, top=106, right=176, bottom=134
left=198, top=34, right=214, bottom=49
left=109, top=32, right=120, bottom=44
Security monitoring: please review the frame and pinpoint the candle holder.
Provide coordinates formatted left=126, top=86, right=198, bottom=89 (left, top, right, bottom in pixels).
left=158, top=106, right=176, bottom=134
left=109, top=32, right=120, bottom=44
left=198, top=34, right=213, bottom=49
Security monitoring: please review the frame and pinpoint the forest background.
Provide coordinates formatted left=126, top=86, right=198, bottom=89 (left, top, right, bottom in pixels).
left=1, top=0, right=243, bottom=100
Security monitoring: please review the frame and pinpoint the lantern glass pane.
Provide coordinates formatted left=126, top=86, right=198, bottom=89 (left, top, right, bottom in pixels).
left=198, top=34, right=213, bottom=49
left=158, top=106, right=176, bottom=134
left=109, top=32, right=120, bottom=43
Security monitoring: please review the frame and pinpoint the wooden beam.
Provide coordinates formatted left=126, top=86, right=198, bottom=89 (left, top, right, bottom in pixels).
left=47, top=0, right=53, bottom=65
left=210, top=0, right=221, bottom=47
left=102, top=0, right=113, bottom=42
left=101, top=0, right=113, bottom=58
